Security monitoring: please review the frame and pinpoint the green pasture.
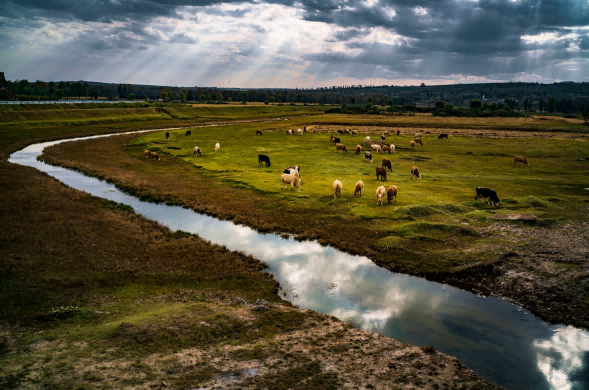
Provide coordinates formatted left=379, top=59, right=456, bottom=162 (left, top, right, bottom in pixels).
left=136, top=122, right=589, bottom=226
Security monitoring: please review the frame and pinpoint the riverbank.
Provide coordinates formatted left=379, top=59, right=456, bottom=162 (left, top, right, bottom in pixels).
left=38, top=118, right=589, bottom=331
left=0, top=118, right=499, bottom=388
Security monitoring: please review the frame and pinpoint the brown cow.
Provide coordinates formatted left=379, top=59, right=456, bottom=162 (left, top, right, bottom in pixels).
left=144, top=150, right=151, bottom=158
left=411, top=166, right=421, bottom=180
left=513, top=156, right=529, bottom=167
left=387, top=185, right=398, bottom=204
left=382, top=159, right=392, bottom=172
left=149, top=151, right=160, bottom=161
left=414, top=138, right=424, bottom=146
left=355, top=145, right=362, bottom=155
left=382, top=145, right=390, bottom=154
left=336, top=143, right=347, bottom=154
left=376, top=166, right=387, bottom=181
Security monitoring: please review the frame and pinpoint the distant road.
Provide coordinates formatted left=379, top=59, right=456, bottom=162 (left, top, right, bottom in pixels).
left=0, top=100, right=138, bottom=105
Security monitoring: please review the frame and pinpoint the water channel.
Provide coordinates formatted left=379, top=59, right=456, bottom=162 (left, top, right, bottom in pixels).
left=9, top=130, right=589, bottom=390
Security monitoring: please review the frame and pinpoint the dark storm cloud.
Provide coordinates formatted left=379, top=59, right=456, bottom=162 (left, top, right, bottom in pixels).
left=2, top=0, right=588, bottom=83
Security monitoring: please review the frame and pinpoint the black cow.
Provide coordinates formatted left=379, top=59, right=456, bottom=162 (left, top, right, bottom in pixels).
left=258, top=154, right=271, bottom=167
left=256, top=130, right=263, bottom=136
left=337, top=130, right=344, bottom=134
left=332, top=137, right=341, bottom=144
left=364, top=152, right=373, bottom=162
left=475, top=187, right=500, bottom=206
left=165, top=132, right=169, bottom=140
left=185, top=130, right=192, bottom=136
left=381, top=135, right=386, bottom=142
left=438, top=133, right=449, bottom=140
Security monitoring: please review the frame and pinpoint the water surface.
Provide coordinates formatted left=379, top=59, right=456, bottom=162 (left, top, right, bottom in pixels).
left=9, top=130, right=589, bottom=390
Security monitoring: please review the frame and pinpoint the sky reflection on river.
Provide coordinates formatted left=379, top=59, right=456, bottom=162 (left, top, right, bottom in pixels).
left=10, top=134, right=589, bottom=390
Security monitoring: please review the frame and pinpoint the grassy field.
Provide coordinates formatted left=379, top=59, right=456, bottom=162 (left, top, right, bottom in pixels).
left=40, top=111, right=589, bottom=329
left=0, top=105, right=501, bottom=389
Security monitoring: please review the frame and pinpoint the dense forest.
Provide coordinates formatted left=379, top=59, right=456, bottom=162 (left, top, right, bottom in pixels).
left=2, top=74, right=589, bottom=115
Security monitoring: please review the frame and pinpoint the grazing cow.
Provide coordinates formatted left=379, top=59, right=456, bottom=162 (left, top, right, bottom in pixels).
left=355, top=145, right=362, bottom=155
left=411, top=166, right=421, bottom=180
left=397, top=129, right=400, bottom=136
left=381, top=135, right=386, bottom=142
left=286, top=129, right=293, bottom=135
left=384, top=131, right=390, bottom=136
left=382, top=145, right=390, bottom=154
left=256, top=130, right=263, bottom=136
left=353, top=180, right=364, bottom=197
left=284, top=166, right=301, bottom=177
left=364, top=152, right=373, bottom=163
left=336, top=143, right=347, bottom=154
left=513, top=156, right=529, bottom=167
left=297, top=128, right=303, bottom=135
left=332, top=137, right=341, bottom=144
left=144, top=150, right=151, bottom=158
left=438, top=133, right=449, bottom=140
left=333, top=180, right=342, bottom=199
left=330, top=136, right=336, bottom=143
left=410, top=140, right=416, bottom=149
left=376, top=167, right=387, bottom=182
left=215, top=143, right=220, bottom=152
left=414, top=138, right=424, bottom=146
left=376, top=185, right=386, bottom=206
left=382, top=159, right=392, bottom=172
left=351, top=130, right=357, bottom=135
left=387, top=185, right=398, bottom=204
left=258, top=154, right=271, bottom=167
left=475, top=187, right=500, bottom=206
left=364, top=136, right=370, bottom=145
left=165, top=132, right=170, bottom=140
left=337, top=130, right=344, bottom=134
left=281, top=174, right=301, bottom=191
left=185, top=130, right=192, bottom=136
left=149, top=151, right=160, bottom=161
left=371, top=144, right=382, bottom=154
left=414, top=133, right=421, bottom=139
left=193, top=147, right=202, bottom=157
left=389, top=144, right=396, bottom=154
left=343, top=129, right=351, bottom=134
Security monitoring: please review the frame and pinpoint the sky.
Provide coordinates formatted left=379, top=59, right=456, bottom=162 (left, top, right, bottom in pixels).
left=1, top=0, right=588, bottom=88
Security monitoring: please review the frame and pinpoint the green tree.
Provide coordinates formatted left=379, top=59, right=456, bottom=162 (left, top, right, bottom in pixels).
left=276, top=94, right=281, bottom=103
left=350, top=96, right=356, bottom=105
left=160, top=91, right=169, bottom=102
left=168, top=92, right=174, bottom=102
left=127, top=93, right=136, bottom=100
left=538, top=100, right=544, bottom=112
left=227, top=97, right=232, bottom=103
left=56, top=89, right=64, bottom=98
left=546, top=97, right=557, bottom=113
left=435, top=100, right=446, bottom=109
left=444, top=103, right=454, bottom=111
left=523, top=98, right=530, bottom=111
left=505, top=98, right=516, bottom=110
left=269, top=96, right=275, bottom=104
left=241, top=91, right=248, bottom=104
left=469, top=99, right=482, bottom=109
left=179, top=92, right=186, bottom=103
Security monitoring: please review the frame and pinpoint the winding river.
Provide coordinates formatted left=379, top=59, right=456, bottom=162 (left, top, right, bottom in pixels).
left=9, top=130, right=589, bottom=390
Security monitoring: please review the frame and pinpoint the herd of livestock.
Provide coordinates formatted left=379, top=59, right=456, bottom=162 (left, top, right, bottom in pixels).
left=144, top=128, right=531, bottom=207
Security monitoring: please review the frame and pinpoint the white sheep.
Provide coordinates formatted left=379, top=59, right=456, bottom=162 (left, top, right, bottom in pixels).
left=297, top=128, right=303, bottom=135
left=333, top=180, right=342, bottom=199
left=364, top=136, right=370, bottom=145
left=390, top=144, right=395, bottom=154
left=376, top=185, right=386, bottom=206
left=371, top=144, right=382, bottom=154
left=281, top=174, right=301, bottom=191
left=215, top=143, right=220, bottom=152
